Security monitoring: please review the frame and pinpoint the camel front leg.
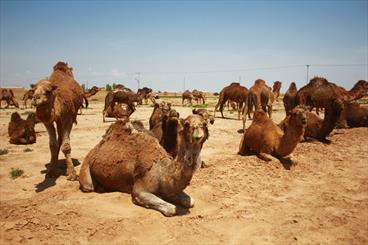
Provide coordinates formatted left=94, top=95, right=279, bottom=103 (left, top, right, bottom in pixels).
left=45, top=123, right=59, bottom=178
left=257, top=152, right=278, bottom=162
left=132, top=191, right=177, bottom=217
left=267, top=104, right=273, bottom=118
left=165, top=192, right=194, bottom=209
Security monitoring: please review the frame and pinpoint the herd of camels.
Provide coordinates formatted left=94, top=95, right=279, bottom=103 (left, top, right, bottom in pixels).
left=2, top=61, right=368, bottom=216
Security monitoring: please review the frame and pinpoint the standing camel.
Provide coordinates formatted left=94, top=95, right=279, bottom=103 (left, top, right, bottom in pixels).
left=192, top=89, right=206, bottom=104
left=214, top=82, right=248, bottom=119
left=272, top=81, right=282, bottom=101
left=283, top=82, right=298, bottom=116
left=1, top=89, right=19, bottom=108
left=22, top=89, right=35, bottom=109
left=182, top=90, right=193, bottom=106
left=31, top=62, right=84, bottom=180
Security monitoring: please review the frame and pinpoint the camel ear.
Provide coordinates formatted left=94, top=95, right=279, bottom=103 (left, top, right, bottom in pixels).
left=51, top=85, right=58, bottom=91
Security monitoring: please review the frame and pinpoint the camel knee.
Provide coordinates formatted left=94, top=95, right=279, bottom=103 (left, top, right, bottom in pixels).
left=61, top=141, right=71, bottom=154
left=79, top=165, right=94, bottom=192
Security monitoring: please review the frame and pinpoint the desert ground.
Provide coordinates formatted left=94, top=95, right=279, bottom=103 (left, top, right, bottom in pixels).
left=0, top=89, right=367, bottom=244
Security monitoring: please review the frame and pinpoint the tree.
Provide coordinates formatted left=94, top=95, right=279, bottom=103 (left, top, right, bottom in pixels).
left=81, top=84, right=86, bottom=91
left=106, top=84, right=112, bottom=91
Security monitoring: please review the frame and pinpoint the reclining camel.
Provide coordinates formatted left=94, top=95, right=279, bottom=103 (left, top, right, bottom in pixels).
left=283, top=82, right=298, bottom=116
left=1, top=89, right=19, bottom=108
left=149, top=101, right=172, bottom=130
left=238, top=106, right=307, bottom=163
left=79, top=115, right=209, bottom=217
left=192, top=108, right=215, bottom=125
left=8, top=112, right=38, bottom=144
left=337, top=102, right=368, bottom=128
left=214, top=82, right=248, bottom=119
left=31, top=62, right=84, bottom=180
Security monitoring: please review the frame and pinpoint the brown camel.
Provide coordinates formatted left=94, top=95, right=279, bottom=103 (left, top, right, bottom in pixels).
left=103, top=103, right=135, bottom=122
left=8, top=112, right=37, bottom=145
left=192, top=89, right=206, bottom=104
left=214, top=82, right=248, bottom=120
left=22, top=89, right=35, bottom=109
left=283, top=82, right=298, bottom=116
left=1, top=89, right=19, bottom=108
left=149, top=101, right=172, bottom=130
left=31, top=62, right=84, bottom=180
left=295, top=77, right=346, bottom=142
left=272, top=81, right=282, bottom=101
left=137, top=87, right=153, bottom=105
left=238, top=106, right=307, bottom=163
left=337, top=102, right=368, bottom=128
left=182, top=90, right=193, bottom=106
left=192, top=108, right=214, bottom=124
left=82, top=86, right=101, bottom=109
left=79, top=115, right=208, bottom=217
left=279, top=111, right=323, bottom=141
left=242, top=79, right=274, bottom=131
left=103, top=90, right=142, bottom=119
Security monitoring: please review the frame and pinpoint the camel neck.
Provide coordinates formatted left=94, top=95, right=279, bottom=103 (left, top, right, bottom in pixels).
left=276, top=120, right=304, bottom=157
left=36, top=96, right=56, bottom=125
left=175, top=133, right=202, bottom=175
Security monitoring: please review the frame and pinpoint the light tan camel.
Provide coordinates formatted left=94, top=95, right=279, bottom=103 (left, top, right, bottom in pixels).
left=31, top=62, right=84, bottom=180
left=239, top=106, right=307, bottom=163
left=79, top=115, right=209, bottom=217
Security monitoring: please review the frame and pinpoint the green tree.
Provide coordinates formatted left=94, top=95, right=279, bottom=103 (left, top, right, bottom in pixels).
left=112, top=83, right=117, bottom=90
left=81, top=84, right=86, bottom=91
left=106, top=84, right=112, bottom=91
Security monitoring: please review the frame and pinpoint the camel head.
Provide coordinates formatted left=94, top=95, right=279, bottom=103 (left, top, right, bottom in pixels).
left=273, top=81, right=282, bottom=92
left=350, top=80, right=368, bottom=99
left=180, top=115, right=208, bottom=146
left=192, top=108, right=215, bottom=124
left=31, top=80, right=57, bottom=106
left=10, top=112, right=22, bottom=123
left=289, top=106, right=308, bottom=127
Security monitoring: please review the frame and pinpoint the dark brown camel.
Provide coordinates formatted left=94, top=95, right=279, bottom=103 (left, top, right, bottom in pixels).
left=1, top=89, right=19, bottom=108
left=103, top=90, right=143, bottom=119
left=103, top=103, right=135, bottom=122
left=214, top=82, right=248, bottom=120
left=295, top=77, right=345, bottom=143
left=272, top=81, right=282, bottom=101
left=182, top=90, right=193, bottom=106
left=137, top=87, right=153, bottom=105
left=283, top=82, right=298, bottom=116
left=337, top=102, right=368, bottom=128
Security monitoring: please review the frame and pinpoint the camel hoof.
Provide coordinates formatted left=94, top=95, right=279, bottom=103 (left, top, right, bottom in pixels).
left=162, top=206, right=177, bottom=217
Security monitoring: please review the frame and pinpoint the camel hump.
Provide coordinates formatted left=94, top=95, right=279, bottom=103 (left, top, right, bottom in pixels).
left=254, top=79, right=266, bottom=86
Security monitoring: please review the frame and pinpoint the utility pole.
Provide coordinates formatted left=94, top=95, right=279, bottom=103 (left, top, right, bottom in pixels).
left=306, top=65, right=310, bottom=84
left=135, top=72, right=141, bottom=90
left=183, top=77, right=186, bottom=92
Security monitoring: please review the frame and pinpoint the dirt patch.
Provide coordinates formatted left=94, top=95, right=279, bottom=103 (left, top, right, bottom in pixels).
left=0, top=99, right=367, bottom=244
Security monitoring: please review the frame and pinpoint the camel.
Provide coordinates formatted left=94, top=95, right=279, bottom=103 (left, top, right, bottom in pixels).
left=8, top=112, right=37, bottom=144
left=279, top=111, right=322, bottom=141
left=1, top=89, right=19, bottom=108
left=192, top=108, right=214, bottom=124
left=82, top=86, right=101, bottom=109
left=182, top=90, right=193, bottom=106
left=214, top=82, right=248, bottom=120
left=103, top=103, right=134, bottom=122
left=103, top=90, right=143, bottom=118
left=337, top=102, right=368, bottom=128
left=22, top=89, right=35, bottom=109
left=31, top=62, right=84, bottom=180
left=272, top=81, right=282, bottom=101
left=192, top=89, right=206, bottom=104
left=283, top=82, right=298, bottom=116
left=238, top=106, right=307, bottom=163
left=295, top=77, right=347, bottom=142
left=149, top=101, right=173, bottom=130
left=79, top=115, right=209, bottom=217
left=137, top=87, right=153, bottom=105
left=242, top=79, right=274, bottom=131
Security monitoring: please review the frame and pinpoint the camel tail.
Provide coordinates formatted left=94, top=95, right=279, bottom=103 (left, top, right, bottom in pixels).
left=247, top=93, right=254, bottom=115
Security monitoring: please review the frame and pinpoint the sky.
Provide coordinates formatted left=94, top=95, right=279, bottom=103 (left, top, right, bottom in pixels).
left=0, top=0, right=367, bottom=92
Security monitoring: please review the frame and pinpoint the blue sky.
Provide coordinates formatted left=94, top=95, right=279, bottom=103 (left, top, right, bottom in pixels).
left=0, top=0, right=367, bottom=92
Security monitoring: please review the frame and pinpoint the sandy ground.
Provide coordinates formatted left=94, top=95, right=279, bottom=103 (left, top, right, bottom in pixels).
left=0, top=93, right=367, bottom=244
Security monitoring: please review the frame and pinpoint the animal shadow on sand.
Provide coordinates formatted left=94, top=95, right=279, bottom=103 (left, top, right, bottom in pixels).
left=35, top=158, right=80, bottom=192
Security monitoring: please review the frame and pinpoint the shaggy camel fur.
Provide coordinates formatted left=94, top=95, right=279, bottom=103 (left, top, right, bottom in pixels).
left=283, top=82, right=298, bottom=116
left=192, top=108, right=215, bottom=124
left=272, top=81, right=282, bottom=101
left=137, top=87, right=153, bottom=105
left=79, top=115, right=208, bottom=216
left=1, top=89, right=19, bottom=108
left=182, top=90, right=193, bottom=106
left=337, top=102, right=368, bottom=128
left=296, top=77, right=345, bottom=142
left=22, top=89, right=35, bottom=109
left=103, top=103, right=134, bottom=122
left=8, top=112, right=37, bottom=144
left=31, top=62, right=84, bottom=180
left=192, top=89, right=206, bottom=104
left=238, top=106, right=307, bottom=162
left=214, top=82, right=248, bottom=119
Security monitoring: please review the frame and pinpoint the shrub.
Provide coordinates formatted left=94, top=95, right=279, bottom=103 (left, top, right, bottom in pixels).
left=10, top=168, right=24, bottom=179
left=0, top=149, right=9, bottom=155
left=23, top=148, right=33, bottom=152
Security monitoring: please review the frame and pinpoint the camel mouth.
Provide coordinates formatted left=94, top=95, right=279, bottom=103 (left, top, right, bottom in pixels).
left=301, top=119, right=307, bottom=126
